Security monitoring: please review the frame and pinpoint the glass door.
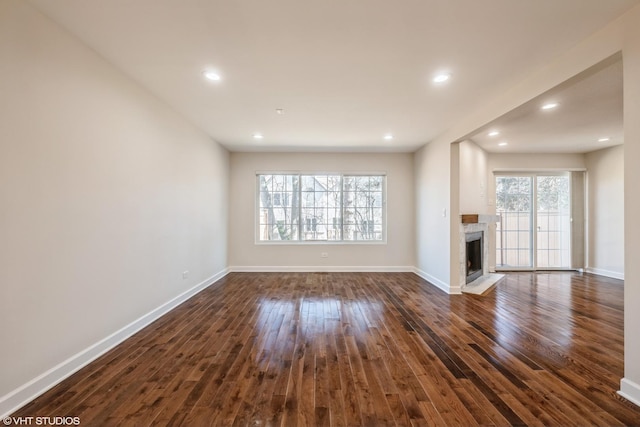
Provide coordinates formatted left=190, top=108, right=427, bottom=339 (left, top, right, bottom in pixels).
left=536, top=175, right=571, bottom=269
left=496, top=176, right=533, bottom=268
left=495, top=173, right=571, bottom=270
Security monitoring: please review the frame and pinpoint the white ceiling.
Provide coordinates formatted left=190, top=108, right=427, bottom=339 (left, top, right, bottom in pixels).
left=29, top=0, right=637, bottom=152
left=469, top=54, right=624, bottom=154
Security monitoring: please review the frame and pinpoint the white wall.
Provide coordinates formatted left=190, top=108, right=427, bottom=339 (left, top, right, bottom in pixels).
left=228, top=152, right=415, bottom=270
left=414, top=139, right=452, bottom=292
left=488, top=152, right=586, bottom=172
left=459, top=140, right=489, bottom=215
left=622, top=4, right=640, bottom=405
left=585, top=145, right=624, bottom=278
left=0, top=0, right=229, bottom=414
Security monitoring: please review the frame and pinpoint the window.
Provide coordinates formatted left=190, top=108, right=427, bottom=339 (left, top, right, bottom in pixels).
left=257, top=173, right=385, bottom=242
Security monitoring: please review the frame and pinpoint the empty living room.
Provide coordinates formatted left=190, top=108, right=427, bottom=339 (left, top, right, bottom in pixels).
left=2, top=0, right=640, bottom=425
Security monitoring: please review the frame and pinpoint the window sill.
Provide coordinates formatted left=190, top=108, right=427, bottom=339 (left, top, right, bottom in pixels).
left=254, top=240, right=387, bottom=246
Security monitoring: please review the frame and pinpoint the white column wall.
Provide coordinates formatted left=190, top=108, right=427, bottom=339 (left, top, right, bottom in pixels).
left=621, top=4, right=640, bottom=406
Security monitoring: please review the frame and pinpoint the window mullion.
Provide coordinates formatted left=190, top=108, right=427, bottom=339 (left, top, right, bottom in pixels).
left=298, top=174, right=302, bottom=241
left=340, top=175, right=344, bottom=241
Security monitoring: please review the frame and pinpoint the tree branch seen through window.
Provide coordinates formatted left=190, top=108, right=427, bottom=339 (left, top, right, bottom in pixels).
left=258, top=174, right=385, bottom=242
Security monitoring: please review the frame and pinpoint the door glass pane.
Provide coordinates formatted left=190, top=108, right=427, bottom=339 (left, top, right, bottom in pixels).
left=496, top=176, right=532, bottom=268
left=536, top=175, right=571, bottom=268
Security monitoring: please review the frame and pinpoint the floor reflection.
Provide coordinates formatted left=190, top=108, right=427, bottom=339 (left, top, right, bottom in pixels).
left=252, top=296, right=385, bottom=368
left=493, top=272, right=575, bottom=350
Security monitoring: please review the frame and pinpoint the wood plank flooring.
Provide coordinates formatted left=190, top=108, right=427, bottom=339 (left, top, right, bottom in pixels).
left=12, top=272, right=640, bottom=426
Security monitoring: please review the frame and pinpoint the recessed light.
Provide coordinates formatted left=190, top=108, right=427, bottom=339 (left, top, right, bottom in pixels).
left=541, top=102, right=559, bottom=110
left=598, top=137, right=610, bottom=142
left=488, top=130, right=500, bottom=137
left=253, top=133, right=264, bottom=140
left=384, top=134, right=394, bottom=140
left=433, top=73, right=451, bottom=83
left=498, top=142, right=508, bottom=146
left=276, top=109, right=284, bottom=115
left=203, top=70, right=221, bottom=81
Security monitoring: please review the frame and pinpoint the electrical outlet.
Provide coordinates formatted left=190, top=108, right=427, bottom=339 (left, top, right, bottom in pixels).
left=321, top=252, right=328, bottom=258
left=182, top=270, right=189, bottom=279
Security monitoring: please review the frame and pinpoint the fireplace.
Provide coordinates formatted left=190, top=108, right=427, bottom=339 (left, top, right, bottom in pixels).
left=466, top=231, right=483, bottom=284
left=458, top=215, right=499, bottom=292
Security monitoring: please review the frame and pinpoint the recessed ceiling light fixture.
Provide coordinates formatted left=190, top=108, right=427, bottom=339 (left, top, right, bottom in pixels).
left=498, top=142, right=508, bottom=147
left=384, top=133, right=394, bottom=140
left=203, top=70, right=221, bottom=81
left=598, top=137, right=610, bottom=142
left=253, top=133, right=264, bottom=140
left=488, top=130, right=500, bottom=137
left=541, top=102, right=559, bottom=110
left=276, top=109, right=284, bottom=115
left=433, top=73, right=451, bottom=83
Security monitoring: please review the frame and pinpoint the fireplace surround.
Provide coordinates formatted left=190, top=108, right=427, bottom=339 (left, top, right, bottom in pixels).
left=459, top=214, right=499, bottom=290
left=465, top=231, right=483, bottom=283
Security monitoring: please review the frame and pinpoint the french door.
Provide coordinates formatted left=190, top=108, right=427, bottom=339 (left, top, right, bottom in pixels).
left=495, top=173, right=571, bottom=270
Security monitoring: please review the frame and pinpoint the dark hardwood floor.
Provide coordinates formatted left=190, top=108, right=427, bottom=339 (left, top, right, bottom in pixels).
left=12, top=272, right=640, bottom=426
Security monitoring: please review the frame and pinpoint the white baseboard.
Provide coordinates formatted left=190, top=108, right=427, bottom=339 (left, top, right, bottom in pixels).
left=228, top=265, right=415, bottom=273
left=585, top=267, right=624, bottom=281
left=0, top=268, right=230, bottom=419
left=413, top=268, right=460, bottom=294
left=619, top=378, right=640, bottom=408
left=231, top=266, right=462, bottom=294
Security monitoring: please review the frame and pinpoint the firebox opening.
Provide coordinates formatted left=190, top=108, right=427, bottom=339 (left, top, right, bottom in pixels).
left=466, top=231, right=483, bottom=284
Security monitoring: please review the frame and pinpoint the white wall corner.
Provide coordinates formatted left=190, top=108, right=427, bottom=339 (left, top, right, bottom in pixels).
left=618, top=378, right=640, bottom=408
left=0, top=268, right=230, bottom=419
left=413, top=268, right=461, bottom=294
